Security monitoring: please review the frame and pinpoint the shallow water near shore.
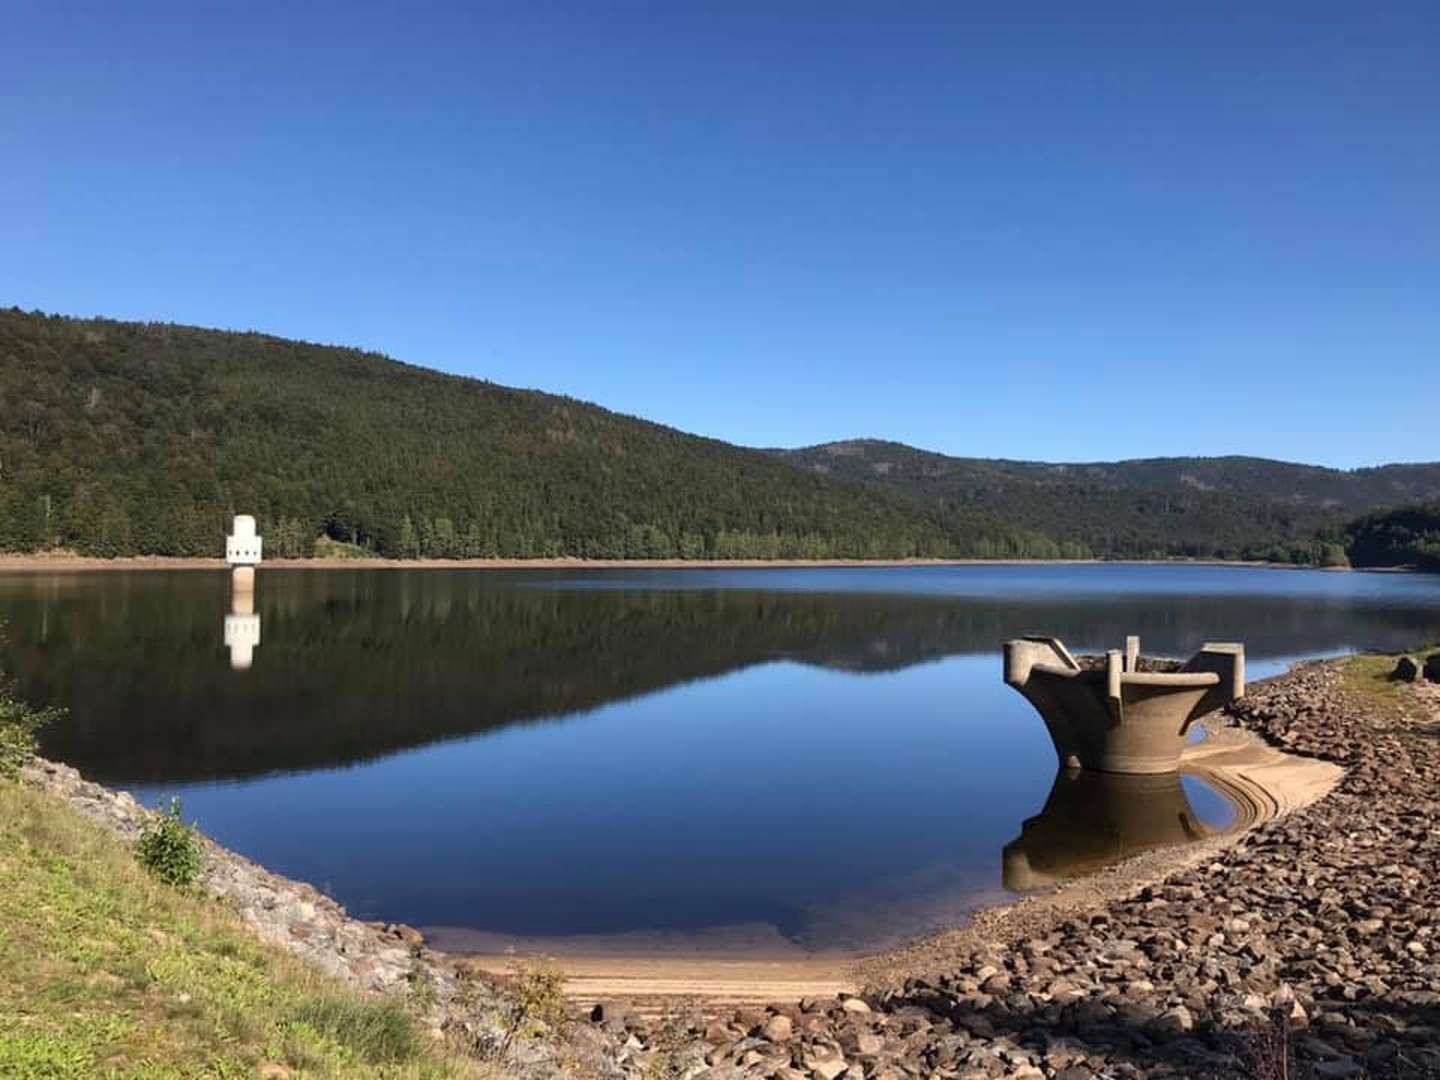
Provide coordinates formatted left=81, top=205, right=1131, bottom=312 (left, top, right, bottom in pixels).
left=4, top=564, right=1438, bottom=955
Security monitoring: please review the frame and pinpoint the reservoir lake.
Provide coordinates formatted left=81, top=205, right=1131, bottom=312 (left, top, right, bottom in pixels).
left=5, top=564, right=1438, bottom=956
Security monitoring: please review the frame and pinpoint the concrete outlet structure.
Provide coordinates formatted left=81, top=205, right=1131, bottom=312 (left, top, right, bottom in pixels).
left=1003, top=635, right=1245, bottom=774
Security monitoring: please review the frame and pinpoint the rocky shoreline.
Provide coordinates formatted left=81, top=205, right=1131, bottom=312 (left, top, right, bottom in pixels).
left=26, top=658, right=1440, bottom=1079
left=634, top=662, right=1440, bottom=1079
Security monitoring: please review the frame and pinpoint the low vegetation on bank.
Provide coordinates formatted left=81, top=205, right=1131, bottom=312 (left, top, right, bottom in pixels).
left=1344, top=502, right=1440, bottom=571
left=1339, top=645, right=1440, bottom=716
left=0, top=686, right=61, bottom=779
left=0, top=687, right=494, bottom=1079
left=0, top=779, right=501, bottom=1078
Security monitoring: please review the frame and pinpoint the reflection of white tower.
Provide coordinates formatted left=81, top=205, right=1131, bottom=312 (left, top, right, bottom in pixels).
left=224, top=587, right=261, bottom=670
left=224, top=515, right=263, bottom=670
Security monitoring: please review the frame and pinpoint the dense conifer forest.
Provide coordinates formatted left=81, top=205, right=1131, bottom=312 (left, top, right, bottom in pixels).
left=777, top=440, right=1440, bottom=564
left=3, top=308, right=1437, bottom=565
left=1344, top=503, right=1440, bottom=571
left=0, top=309, right=1052, bottom=560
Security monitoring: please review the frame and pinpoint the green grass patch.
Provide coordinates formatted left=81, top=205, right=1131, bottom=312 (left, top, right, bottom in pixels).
left=1339, top=648, right=1438, bottom=719
left=313, top=536, right=373, bottom=560
left=0, top=781, right=490, bottom=1079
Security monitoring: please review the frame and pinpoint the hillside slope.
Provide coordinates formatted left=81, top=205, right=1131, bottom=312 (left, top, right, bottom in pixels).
left=775, top=440, right=1440, bottom=561
left=1345, top=502, right=1440, bottom=571
left=0, top=309, right=1050, bottom=559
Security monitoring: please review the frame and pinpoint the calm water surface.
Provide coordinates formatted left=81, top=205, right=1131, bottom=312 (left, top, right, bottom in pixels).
left=4, top=565, right=1438, bottom=954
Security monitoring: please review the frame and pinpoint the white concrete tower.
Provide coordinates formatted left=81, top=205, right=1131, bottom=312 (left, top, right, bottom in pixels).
left=224, top=515, right=263, bottom=670
left=226, top=515, right=263, bottom=581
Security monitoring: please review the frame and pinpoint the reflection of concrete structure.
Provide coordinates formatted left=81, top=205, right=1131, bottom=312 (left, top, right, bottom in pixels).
left=224, top=515, right=263, bottom=670
left=224, top=586, right=261, bottom=670
left=1004, top=636, right=1244, bottom=774
left=1002, top=769, right=1219, bottom=890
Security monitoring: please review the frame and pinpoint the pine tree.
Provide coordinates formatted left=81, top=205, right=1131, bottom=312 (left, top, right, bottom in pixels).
left=399, top=515, right=420, bottom=559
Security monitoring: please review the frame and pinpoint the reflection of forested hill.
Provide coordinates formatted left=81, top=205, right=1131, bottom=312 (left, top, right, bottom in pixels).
left=3, top=570, right=1436, bottom=785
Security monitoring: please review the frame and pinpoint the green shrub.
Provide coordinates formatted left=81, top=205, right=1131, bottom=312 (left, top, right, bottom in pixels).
left=136, top=797, right=205, bottom=887
left=0, top=685, right=62, bottom=779
left=495, top=958, right=568, bottom=1057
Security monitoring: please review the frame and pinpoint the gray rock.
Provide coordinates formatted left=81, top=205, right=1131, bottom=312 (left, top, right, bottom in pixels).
left=802, top=1048, right=848, bottom=1080
left=1391, top=655, right=1422, bottom=682
left=1313, top=1059, right=1364, bottom=1078
left=761, top=1014, right=794, bottom=1042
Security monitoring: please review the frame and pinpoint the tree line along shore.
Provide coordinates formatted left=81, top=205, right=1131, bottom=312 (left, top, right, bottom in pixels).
left=0, top=552, right=1421, bottom=573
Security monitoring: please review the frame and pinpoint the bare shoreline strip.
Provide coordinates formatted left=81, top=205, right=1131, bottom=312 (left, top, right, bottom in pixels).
left=0, top=552, right=1393, bottom=574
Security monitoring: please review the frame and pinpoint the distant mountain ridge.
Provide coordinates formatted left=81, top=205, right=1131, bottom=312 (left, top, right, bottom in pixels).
left=772, top=440, right=1440, bottom=562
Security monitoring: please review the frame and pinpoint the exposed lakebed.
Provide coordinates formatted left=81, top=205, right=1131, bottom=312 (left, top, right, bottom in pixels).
left=4, top=564, right=1438, bottom=956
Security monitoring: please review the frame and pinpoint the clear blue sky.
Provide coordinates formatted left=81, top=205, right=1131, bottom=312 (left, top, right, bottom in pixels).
left=3, top=2, right=1435, bottom=467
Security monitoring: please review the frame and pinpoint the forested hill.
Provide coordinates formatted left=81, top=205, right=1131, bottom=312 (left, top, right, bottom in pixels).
left=6, top=308, right=1435, bottom=563
left=0, top=309, right=1052, bottom=559
left=1345, top=503, right=1440, bottom=572
left=775, top=440, right=1440, bottom=562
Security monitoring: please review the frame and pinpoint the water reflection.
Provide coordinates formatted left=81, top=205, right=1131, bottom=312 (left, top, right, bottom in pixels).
left=5, top=567, right=1437, bottom=787
left=1002, top=768, right=1236, bottom=891
left=0, top=566, right=1436, bottom=951
left=223, top=571, right=261, bottom=670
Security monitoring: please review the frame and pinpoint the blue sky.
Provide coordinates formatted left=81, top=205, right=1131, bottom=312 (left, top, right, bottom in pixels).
left=3, top=2, right=1435, bottom=467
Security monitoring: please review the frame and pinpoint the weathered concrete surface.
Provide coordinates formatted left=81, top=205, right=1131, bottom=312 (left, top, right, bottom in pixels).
left=1004, top=637, right=1245, bottom=774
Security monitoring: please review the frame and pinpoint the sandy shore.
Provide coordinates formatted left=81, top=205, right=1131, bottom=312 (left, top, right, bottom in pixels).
left=425, top=721, right=1342, bottom=1010
left=0, top=552, right=1384, bottom=574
